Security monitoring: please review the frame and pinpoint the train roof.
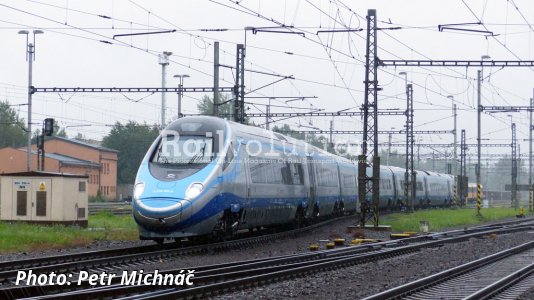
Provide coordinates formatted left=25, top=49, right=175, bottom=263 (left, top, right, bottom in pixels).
left=227, top=118, right=353, bottom=164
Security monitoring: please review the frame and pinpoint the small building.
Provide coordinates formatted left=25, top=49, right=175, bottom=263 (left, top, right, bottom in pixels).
left=0, top=171, right=88, bottom=227
left=0, top=136, right=119, bottom=200
left=35, top=137, right=119, bottom=200
left=0, top=147, right=100, bottom=198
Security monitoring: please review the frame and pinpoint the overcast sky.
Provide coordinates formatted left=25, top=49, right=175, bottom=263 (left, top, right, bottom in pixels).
left=1, top=0, right=534, bottom=161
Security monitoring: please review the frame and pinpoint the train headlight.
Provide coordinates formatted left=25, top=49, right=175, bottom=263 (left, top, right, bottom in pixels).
left=133, top=182, right=145, bottom=200
left=186, top=182, right=204, bottom=199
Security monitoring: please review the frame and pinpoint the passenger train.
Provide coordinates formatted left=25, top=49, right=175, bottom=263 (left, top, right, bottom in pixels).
left=132, top=116, right=455, bottom=242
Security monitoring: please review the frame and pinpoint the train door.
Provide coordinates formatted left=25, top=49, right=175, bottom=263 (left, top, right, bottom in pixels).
left=240, top=141, right=251, bottom=227
left=306, top=156, right=317, bottom=217
left=240, top=141, right=250, bottom=201
left=235, top=140, right=249, bottom=205
left=223, top=140, right=249, bottom=231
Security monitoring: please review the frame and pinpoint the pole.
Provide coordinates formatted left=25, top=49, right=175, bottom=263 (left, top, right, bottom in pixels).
left=161, top=60, right=166, bottom=127
left=234, top=44, right=245, bottom=123
left=387, top=131, right=392, bottom=165
left=453, top=103, right=457, bottom=208
left=512, top=122, right=518, bottom=209
left=266, top=98, right=271, bottom=130
left=37, top=136, right=40, bottom=171
left=40, top=123, right=45, bottom=171
left=330, top=119, right=334, bottom=146
left=530, top=95, right=533, bottom=212
left=26, top=43, right=34, bottom=171
left=359, top=9, right=379, bottom=228
left=159, top=52, right=171, bottom=128
left=404, top=80, right=409, bottom=210
left=177, top=82, right=182, bottom=118
left=476, top=70, right=482, bottom=216
left=213, top=41, right=219, bottom=117
left=409, top=84, right=415, bottom=213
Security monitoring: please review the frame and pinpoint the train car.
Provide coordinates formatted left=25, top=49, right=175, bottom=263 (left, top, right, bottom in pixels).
left=132, top=116, right=458, bottom=243
left=379, top=166, right=395, bottom=208
left=386, top=166, right=408, bottom=209
left=380, top=167, right=452, bottom=209
left=132, top=116, right=358, bottom=242
left=422, top=171, right=453, bottom=207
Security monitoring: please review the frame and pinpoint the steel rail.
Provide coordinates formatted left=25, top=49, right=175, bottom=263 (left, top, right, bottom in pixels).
left=0, top=244, right=158, bottom=273
left=362, top=240, right=534, bottom=300
left=0, top=215, right=353, bottom=286
left=463, top=261, right=534, bottom=299
left=10, top=224, right=533, bottom=300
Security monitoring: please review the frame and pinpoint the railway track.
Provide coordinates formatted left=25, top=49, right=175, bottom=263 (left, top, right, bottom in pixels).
left=364, top=238, right=534, bottom=299
left=2, top=220, right=533, bottom=299
left=0, top=215, right=355, bottom=290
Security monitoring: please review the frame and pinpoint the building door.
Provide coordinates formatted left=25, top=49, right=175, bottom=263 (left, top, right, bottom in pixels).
left=12, top=179, right=31, bottom=221
left=31, top=179, right=51, bottom=220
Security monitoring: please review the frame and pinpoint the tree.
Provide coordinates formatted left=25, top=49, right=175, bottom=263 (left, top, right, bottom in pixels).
left=54, top=123, right=67, bottom=137
left=0, top=101, right=27, bottom=148
left=102, top=121, right=160, bottom=184
left=31, top=123, right=67, bottom=144
left=74, top=132, right=87, bottom=141
left=197, top=94, right=233, bottom=116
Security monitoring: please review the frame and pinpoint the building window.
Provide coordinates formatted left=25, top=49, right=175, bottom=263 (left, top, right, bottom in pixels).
left=79, top=181, right=86, bottom=192
left=78, top=207, right=86, bottom=218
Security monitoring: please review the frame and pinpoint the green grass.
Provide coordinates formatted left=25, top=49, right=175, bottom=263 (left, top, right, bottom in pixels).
left=0, top=212, right=138, bottom=254
left=0, top=208, right=524, bottom=254
left=383, top=208, right=521, bottom=232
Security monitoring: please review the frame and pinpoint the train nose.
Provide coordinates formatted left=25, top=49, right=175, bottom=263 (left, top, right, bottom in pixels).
left=133, top=198, right=191, bottom=229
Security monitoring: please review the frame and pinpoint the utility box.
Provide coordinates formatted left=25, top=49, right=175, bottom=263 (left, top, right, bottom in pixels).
left=0, top=171, right=88, bottom=227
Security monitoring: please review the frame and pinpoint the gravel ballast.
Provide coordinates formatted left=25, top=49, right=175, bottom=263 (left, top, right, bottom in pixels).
left=1, top=217, right=534, bottom=299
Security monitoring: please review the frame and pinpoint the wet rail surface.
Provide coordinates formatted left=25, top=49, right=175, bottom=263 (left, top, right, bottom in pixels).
left=0, top=215, right=356, bottom=294
left=2, top=219, right=534, bottom=299
left=364, top=233, right=534, bottom=299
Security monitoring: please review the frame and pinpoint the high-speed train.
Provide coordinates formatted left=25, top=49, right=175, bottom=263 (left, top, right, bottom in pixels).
left=132, top=116, right=454, bottom=242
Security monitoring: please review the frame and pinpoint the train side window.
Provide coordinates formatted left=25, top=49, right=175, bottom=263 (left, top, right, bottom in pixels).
left=291, top=163, right=304, bottom=185
left=281, top=163, right=292, bottom=185
left=416, top=182, right=424, bottom=191
left=250, top=159, right=264, bottom=183
left=317, top=163, right=338, bottom=187
left=272, top=160, right=284, bottom=184
left=223, top=144, right=234, bottom=170
left=343, top=174, right=356, bottom=187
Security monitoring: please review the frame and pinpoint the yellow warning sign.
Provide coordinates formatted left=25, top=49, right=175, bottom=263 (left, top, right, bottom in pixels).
left=39, top=181, right=46, bottom=191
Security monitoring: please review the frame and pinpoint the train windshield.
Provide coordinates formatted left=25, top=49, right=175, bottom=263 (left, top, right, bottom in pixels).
left=152, top=135, right=214, bottom=165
